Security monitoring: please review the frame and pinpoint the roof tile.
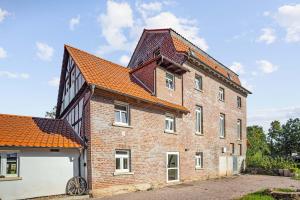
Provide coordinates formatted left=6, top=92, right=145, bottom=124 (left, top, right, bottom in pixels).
left=0, top=114, right=82, bottom=148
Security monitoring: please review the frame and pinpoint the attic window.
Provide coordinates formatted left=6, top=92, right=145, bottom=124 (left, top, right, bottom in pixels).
left=153, top=49, right=161, bottom=58
left=227, top=73, right=232, bottom=80
left=189, top=49, right=196, bottom=57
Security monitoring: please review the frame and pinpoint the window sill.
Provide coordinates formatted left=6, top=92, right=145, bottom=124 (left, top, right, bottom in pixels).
left=218, top=99, right=225, bottom=102
left=0, top=177, right=22, bottom=181
left=113, top=171, right=134, bottom=176
left=219, top=136, right=225, bottom=139
left=194, top=88, right=203, bottom=92
left=112, top=123, right=133, bottom=128
left=195, top=167, right=204, bottom=170
left=164, top=130, right=177, bottom=134
left=195, top=132, right=204, bottom=136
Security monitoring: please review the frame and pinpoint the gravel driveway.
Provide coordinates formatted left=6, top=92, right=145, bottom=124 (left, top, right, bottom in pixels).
left=97, top=175, right=300, bottom=200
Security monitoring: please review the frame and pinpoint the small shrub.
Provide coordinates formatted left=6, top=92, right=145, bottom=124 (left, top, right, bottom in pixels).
left=273, top=188, right=296, bottom=192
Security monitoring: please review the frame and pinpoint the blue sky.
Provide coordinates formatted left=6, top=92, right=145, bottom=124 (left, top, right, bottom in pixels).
left=0, top=0, right=300, bottom=129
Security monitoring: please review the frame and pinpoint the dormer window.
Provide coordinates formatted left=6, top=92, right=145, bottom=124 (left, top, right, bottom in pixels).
left=166, top=72, right=175, bottom=90
left=153, top=49, right=161, bottom=58
left=227, top=73, right=232, bottom=80
left=189, top=49, right=196, bottom=57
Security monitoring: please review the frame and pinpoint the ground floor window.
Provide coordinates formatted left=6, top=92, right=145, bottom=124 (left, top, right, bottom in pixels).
left=195, top=152, right=203, bottom=169
left=166, top=152, right=179, bottom=182
left=0, top=152, right=19, bottom=177
left=115, top=150, right=130, bottom=173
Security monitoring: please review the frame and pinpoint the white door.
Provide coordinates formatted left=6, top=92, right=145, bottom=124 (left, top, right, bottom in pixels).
left=166, top=152, right=179, bottom=182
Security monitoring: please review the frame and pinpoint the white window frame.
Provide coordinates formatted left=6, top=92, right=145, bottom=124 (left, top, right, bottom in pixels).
left=0, top=151, right=19, bottom=178
left=218, top=87, right=225, bottom=101
left=115, top=150, right=130, bottom=173
left=165, top=114, right=175, bottom=133
left=166, top=72, right=175, bottom=90
left=195, top=106, right=203, bottom=135
left=166, top=152, right=179, bottom=183
left=195, top=152, right=203, bottom=169
left=237, top=119, right=242, bottom=140
left=114, top=102, right=129, bottom=126
left=195, top=75, right=203, bottom=91
left=219, top=114, right=225, bottom=138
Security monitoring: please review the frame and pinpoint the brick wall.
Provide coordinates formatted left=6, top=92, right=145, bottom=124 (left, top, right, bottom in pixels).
left=155, top=66, right=183, bottom=106
left=88, top=60, right=247, bottom=195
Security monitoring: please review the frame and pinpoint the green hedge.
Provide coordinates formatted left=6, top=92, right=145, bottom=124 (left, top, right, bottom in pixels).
left=247, top=152, right=296, bottom=170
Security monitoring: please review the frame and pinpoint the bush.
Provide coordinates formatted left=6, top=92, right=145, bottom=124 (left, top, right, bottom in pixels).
left=247, top=153, right=296, bottom=170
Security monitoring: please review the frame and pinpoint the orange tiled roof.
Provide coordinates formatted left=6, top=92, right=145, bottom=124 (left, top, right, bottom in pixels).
left=65, top=45, right=189, bottom=113
left=171, top=34, right=241, bottom=85
left=0, top=114, right=82, bottom=148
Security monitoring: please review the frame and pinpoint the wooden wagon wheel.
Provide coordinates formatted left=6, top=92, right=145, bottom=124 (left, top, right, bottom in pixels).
left=66, top=176, right=87, bottom=195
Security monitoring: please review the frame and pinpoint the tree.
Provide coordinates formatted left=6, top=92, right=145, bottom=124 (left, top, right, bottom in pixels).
left=45, top=106, right=57, bottom=119
left=267, top=120, right=282, bottom=156
left=247, top=126, right=270, bottom=157
left=281, top=118, right=300, bottom=156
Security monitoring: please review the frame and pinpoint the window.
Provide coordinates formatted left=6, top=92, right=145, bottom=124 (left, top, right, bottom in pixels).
left=195, top=152, right=203, bottom=169
left=195, top=75, right=203, bottom=91
left=115, top=150, right=130, bottom=173
left=239, top=144, right=242, bottom=156
left=114, top=103, right=129, bottom=125
left=165, top=115, right=175, bottom=133
left=230, top=143, right=235, bottom=155
left=195, top=106, right=203, bottom=134
left=237, top=119, right=242, bottom=140
left=219, top=114, right=225, bottom=138
left=0, top=152, right=19, bottom=177
left=153, top=49, right=161, bottom=57
left=237, top=96, right=242, bottom=108
left=167, top=152, right=179, bottom=182
left=218, top=87, right=225, bottom=101
left=166, top=72, right=174, bottom=90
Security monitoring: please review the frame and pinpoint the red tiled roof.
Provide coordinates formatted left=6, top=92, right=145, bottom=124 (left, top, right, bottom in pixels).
left=170, top=33, right=241, bottom=85
left=65, top=45, right=189, bottom=113
left=0, top=114, right=82, bottom=148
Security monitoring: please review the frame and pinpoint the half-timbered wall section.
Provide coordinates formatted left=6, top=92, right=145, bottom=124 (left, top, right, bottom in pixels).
left=65, top=97, right=84, bottom=136
left=60, top=56, right=85, bottom=114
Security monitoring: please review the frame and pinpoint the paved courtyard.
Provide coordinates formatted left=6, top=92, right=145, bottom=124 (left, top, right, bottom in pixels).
left=98, top=175, right=300, bottom=200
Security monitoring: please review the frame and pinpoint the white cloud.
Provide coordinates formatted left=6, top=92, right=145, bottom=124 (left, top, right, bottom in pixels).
left=136, top=1, right=162, bottom=18
left=48, top=77, right=60, bottom=87
left=97, top=0, right=208, bottom=55
left=69, top=15, right=80, bottom=31
left=263, top=11, right=270, bottom=16
left=248, top=106, right=300, bottom=130
left=97, top=1, right=134, bottom=55
left=0, top=47, right=7, bottom=59
left=275, top=4, right=300, bottom=42
left=119, top=55, right=130, bottom=66
left=0, top=71, right=30, bottom=79
left=229, top=62, right=245, bottom=74
left=36, top=42, right=54, bottom=61
left=256, top=60, right=278, bottom=74
left=240, top=79, right=253, bottom=91
left=0, top=8, right=9, bottom=23
left=257, top=28, right=276, bottom=44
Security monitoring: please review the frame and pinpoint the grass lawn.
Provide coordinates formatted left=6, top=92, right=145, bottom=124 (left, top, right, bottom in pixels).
left=239, top=190, right=274, bottom=200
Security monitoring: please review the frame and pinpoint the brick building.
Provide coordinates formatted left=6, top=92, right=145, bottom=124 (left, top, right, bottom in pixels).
left=55, top=29, right=251, bottom=197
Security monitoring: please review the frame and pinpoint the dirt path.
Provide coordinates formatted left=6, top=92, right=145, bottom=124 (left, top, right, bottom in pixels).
left=97, top=175, right=300, bottom=200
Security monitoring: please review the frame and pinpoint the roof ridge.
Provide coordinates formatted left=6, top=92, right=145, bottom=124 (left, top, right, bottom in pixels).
left=169, top=29, right=239, bottom=76
left=65, top=44, right=130, bottom=71
left=0, top=113, right=63, bottom=121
